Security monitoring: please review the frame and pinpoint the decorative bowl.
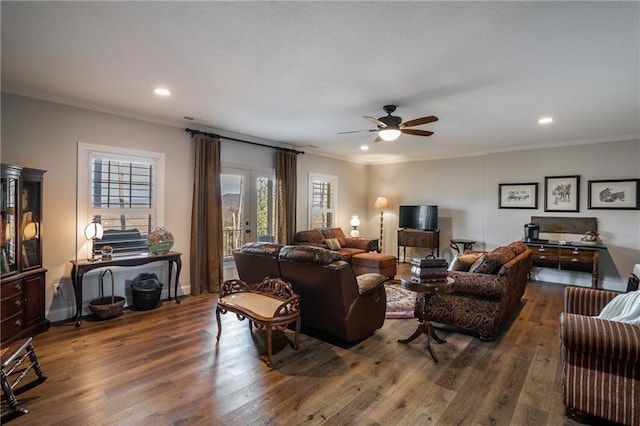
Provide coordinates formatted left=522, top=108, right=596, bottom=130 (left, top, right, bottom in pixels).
left=147, top=227, right=174, bottom=254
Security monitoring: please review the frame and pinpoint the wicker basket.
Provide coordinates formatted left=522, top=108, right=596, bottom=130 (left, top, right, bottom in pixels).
left=89, top=269, right=125, bottom=319
left=131, top=274, right=163, bottom=311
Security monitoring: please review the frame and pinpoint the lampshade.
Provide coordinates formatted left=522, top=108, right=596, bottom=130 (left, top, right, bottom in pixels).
left=374, top=196, right=390, bottom=209
left=23, top=222, right=39, bottom=239
left=378, top=128, right=401, bottom=141
left=350, top=215, right=360, bottom=228
left=84, top=221, right=104, bottom=240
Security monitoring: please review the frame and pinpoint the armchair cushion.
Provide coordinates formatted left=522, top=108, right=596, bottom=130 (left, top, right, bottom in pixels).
left=469, top=246, right=514, bottom=274
left=356, top=273, right=387, bottom=295
left=321, top=227, right=348, bottom=247
left=448, top=252, right=483, bottom=272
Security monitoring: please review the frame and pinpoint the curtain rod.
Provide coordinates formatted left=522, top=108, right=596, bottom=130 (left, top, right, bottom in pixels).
left=185, top=128, right=304, bottom=155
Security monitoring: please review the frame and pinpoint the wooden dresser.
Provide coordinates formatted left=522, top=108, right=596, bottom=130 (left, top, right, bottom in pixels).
left=524, top=216, right=606, bottom=289
left=397, top=229, right=440, bottom=261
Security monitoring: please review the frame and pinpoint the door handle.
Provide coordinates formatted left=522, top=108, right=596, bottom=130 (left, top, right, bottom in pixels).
left=245, top=229, right=251, bottom=234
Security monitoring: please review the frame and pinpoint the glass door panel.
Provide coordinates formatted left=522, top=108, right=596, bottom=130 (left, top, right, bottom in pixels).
left=20, top=179, right=43, bottom=269
left=1, top=176, right=18, bottom=275
left=221, top=168, right=276, bottom=259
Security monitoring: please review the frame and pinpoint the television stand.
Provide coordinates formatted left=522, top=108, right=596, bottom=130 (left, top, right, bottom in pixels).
left=397, top=229, right=440, bottom=262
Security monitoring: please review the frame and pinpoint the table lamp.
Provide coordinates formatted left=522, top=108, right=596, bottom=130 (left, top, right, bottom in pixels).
left=84, top=221, right=104, bottom=261
left=350, top=214, right=360, bottom=237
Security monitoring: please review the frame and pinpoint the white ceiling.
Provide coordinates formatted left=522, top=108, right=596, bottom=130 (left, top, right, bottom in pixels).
left=2, top=1, right=639, bottom=164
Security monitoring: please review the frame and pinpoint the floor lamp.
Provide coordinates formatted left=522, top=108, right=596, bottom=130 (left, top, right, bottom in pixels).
left=374, top=196, right=390, bottom=253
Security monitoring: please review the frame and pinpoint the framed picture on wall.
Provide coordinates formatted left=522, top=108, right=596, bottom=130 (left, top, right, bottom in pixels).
left=588, top=178, right=640, bottom=210
left=498, top=183, right=538, bottom=209
left=544, top=175, right=580, bottom=212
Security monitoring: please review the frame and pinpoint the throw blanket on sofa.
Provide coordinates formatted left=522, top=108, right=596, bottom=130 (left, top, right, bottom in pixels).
left=597, top=290, right=640, bottom=324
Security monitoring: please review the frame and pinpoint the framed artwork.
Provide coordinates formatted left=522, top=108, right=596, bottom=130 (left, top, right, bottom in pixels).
left=498, top=183, right=538, bottom=209
left=588, top=178, right=640, bottom=210
left=545, top=175, right=580, bottom=212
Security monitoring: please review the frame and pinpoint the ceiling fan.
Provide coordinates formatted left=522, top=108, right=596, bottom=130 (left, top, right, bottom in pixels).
left=339, top=105, right=439, bottom=142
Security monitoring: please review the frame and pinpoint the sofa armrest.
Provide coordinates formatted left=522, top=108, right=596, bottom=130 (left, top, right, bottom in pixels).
left=560, top=312, right=640, bottom=363
left=345, top=237, right=379, bottom=252
left=564, top=286, right=619, bottom=316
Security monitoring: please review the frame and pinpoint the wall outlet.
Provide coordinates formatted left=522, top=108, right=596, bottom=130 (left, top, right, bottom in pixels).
left=53, top=283, right=63, bottom=298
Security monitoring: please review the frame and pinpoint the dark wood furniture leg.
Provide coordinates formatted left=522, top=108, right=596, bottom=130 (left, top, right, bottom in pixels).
left=398, top=293, right=447, bottom=362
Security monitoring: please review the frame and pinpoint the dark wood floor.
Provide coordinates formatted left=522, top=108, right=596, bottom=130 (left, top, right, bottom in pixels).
left=2, top=274, right=582, bottom=425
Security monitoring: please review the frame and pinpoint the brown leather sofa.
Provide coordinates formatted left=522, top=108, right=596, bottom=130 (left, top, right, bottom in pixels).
left=292, top=228, right=378, bottom=261
left=428, top=241, right=532, bottom=340
left=233, top=243, right=387, bottom=342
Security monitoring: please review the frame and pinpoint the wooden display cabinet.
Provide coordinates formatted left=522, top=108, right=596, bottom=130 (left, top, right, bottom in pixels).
left=1, top=164, right=49, bottom=343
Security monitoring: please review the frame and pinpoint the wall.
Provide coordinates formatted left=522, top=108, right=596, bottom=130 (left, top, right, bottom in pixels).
left=296, top=154, right=369, bottom=233
left=369, top=139, right=640, bottom=291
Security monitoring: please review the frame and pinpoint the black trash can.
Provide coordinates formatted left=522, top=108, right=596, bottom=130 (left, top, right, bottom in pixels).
left=131, top=273, right=163, bottom=311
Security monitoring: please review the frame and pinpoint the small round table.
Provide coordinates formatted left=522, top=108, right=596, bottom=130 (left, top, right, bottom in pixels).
left=398, top=276, right=454, bottom=362
left=450, top=239, right=476, bottom=254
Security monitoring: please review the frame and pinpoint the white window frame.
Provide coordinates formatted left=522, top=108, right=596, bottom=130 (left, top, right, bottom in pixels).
left=76, top=142, right=165, bottom=258
left=308, top=172, right=337, bottom=229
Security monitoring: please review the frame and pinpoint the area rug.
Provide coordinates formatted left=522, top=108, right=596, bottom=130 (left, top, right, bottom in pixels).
left=384, top=280, right=416, bottom=319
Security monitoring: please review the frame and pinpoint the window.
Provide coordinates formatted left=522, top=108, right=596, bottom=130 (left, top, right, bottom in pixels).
left=77, top=143, right=165, bottom=257
left=308, top=173, right=337, bottom=229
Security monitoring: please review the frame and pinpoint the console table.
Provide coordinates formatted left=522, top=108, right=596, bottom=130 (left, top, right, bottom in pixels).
left=523, top=241, right=606, bottom=289
left=397, top=229, right=439, bottom=262
left=70, top=251, right=182, bottom=326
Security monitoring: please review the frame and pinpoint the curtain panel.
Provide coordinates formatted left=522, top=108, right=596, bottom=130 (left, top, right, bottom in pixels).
left=276, top=150, right=297, bottom=245
left=190, top=134, right=223, bottom=294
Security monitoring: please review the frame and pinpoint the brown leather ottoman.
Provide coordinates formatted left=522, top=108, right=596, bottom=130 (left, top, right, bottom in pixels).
left=351, top=253, right=397, bottom=278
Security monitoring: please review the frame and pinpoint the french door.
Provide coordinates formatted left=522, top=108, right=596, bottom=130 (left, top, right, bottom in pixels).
left=221, top=167, right=276, bottom=259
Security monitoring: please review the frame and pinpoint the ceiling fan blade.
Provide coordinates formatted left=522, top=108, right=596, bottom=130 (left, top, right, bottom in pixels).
left=364, top=116, right=387, bottom=128
left=400, top=115, right=439, bottom=128
left=374, top=135, right=384, bottom=143
left=338, top=129, right=378, bottom=134
left=401, top=128, right=434, bottom=137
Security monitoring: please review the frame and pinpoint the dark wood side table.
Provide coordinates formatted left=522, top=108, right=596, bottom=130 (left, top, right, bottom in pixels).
left=70, top=251, right=182, bottom=327
left=398, top=276, right=454, bottom=362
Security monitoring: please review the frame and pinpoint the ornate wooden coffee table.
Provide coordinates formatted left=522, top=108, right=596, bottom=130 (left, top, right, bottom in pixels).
left=398, top=276, right=454, bottom=362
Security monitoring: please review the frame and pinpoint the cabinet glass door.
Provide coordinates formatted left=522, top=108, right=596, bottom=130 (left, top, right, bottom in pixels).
left=1, top=176, right=18, bottom=275
left=20, top=179, right=42, bottom=269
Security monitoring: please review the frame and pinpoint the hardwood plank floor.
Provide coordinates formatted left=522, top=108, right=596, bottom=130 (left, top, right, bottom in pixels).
left=2, top=275, right=582, bottom=425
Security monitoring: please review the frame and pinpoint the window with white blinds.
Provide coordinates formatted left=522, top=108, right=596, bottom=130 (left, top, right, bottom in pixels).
left=78, top=143, right=165, bottom=257
left=308, top=173, right=337, bottom=229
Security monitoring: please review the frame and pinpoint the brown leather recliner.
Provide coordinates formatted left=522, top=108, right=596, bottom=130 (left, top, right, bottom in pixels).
left=233, top=243, right=387, bottom=342
left=278, top=245, right=387, bottom=342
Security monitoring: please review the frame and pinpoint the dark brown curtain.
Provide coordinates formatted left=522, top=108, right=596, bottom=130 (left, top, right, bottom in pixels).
left=276, top=150, right=297, bottom=244
left=190, top=134, right=223, bottom=294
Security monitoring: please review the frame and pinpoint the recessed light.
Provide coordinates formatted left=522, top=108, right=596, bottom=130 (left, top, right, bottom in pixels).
left=538, top=117, right=553, bottom=124
left=360, top=145, right=369, bottom=151
left=154, top=88, right=171, bottom=96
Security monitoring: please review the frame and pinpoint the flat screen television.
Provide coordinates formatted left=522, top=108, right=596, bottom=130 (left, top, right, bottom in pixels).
left=398, top=205, right=438, bottom=231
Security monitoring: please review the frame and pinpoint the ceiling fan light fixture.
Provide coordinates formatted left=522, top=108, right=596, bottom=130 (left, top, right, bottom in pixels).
left=378, top=128, right=401, bottom=141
